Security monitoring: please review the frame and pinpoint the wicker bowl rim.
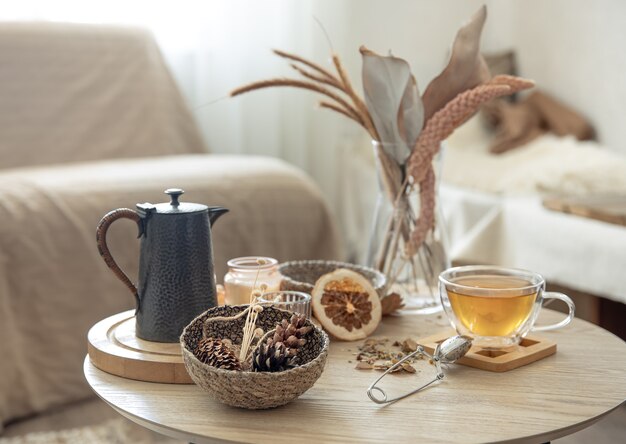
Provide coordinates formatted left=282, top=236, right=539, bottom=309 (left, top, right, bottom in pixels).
left=278, top=259, right=387, bottom=297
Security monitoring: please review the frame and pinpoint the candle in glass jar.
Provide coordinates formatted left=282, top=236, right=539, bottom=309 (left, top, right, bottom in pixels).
left=223, top=257, right=281, bottom=305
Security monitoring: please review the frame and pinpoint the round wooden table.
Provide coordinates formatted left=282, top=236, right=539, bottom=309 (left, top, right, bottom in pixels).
left=84, top=310, right=626, bottom=443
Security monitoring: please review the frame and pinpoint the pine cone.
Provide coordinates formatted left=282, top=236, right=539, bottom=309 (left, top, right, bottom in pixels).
left=268, top=314, right=313, bottom=354
left=194, top=337, right=242, bottom=371
left=252, top=341, right=294, bottom=372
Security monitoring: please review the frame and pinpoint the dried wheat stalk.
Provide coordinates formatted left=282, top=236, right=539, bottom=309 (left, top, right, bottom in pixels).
left=332, top=54, right=380, bottom=141
left=231, top=78, right=364, bottom=125
left=273, top=49, right=338, bottom=83
left=289, top=63, right=343, bottom=90
left=230, top=51, right=400, bottom=224
left=319, top=101, right=361, bottom=123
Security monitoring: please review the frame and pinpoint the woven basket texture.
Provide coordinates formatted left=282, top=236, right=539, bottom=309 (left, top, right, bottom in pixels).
left=181, top=305, right=329, bottom=409
left=279, top=260, right=387, bottom=297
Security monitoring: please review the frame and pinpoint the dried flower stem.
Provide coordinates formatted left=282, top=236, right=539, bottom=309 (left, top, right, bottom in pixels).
left=401, top=75, right=534, bottom=256
left=289, top=63, right=342, bottom=90
left=332, top=54, right=380, bottom=140
left=237, top=259, right=267, bottom=361
left=405, top=167, right=436, bottom=256
left=273, top=49, right=338, bottom=83
left=319, top=101, right=362, bottom=124
left=490, top=74, right=535, bottom=92
left=231, top=78, right=363, bottom=125
left=239, top=306, right=261, bottom=361
left=408, top=76, right=534, bottom=183
left=230, top=50, right=400, bottom=207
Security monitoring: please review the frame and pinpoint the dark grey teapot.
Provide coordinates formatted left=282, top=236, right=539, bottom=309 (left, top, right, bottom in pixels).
left=96, top=188, right=227, bottom=342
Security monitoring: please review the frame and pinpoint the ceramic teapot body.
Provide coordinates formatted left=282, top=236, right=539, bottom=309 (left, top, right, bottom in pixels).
left=97, top=188, right=227, bottom=342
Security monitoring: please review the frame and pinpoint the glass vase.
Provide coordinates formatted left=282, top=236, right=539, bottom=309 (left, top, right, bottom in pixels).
left=365, top=141, right=450, bottom=314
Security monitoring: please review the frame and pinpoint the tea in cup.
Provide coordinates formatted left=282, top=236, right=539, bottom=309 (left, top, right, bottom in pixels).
left=439, top=266, right=575, bottom=348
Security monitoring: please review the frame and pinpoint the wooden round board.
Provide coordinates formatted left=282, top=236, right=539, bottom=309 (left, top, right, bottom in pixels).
left=87, top=310, right=193, bottom=384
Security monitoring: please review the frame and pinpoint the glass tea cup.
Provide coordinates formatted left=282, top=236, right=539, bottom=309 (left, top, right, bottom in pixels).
left=257, top=291, right=312, bottom=319
left=439, top=266, right=575, bottom=348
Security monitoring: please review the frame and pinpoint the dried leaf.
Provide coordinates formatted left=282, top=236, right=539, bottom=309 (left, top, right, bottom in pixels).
left=401, top=338, right=418, bottom=353
left=401, top=362, right=417, bottom=373
left=355, top=361, right=374, bottom=370
left=360, top=46, right=423, bottom=164
left=398, top=74, right=424, bottom=148
left=381, top=292, right=405, bottom=316
left=422, top=5, right=491, bottom=121
left=389, top=363, right=403, bottom=373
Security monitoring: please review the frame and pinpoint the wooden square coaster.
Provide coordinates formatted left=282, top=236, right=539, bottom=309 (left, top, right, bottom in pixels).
left=418, top=330, right=557, bottom=372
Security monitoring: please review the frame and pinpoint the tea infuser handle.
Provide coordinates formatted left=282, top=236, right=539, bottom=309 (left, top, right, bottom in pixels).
left=367, top=346, right=444, bottom=404
left=96, top=208, right=142, bottom=310
left=532, top=292, right=576, bottom=331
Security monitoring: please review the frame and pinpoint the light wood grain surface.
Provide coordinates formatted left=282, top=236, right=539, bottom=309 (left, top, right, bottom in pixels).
left=419, top=331, right=557, bottom=372
left=84, top=310, right=626, bottom=444
left=87, top=311, right=192, bottom=384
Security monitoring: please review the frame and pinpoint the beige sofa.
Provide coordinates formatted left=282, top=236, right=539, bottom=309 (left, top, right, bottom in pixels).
left=0, top=22, right=340, bottom=429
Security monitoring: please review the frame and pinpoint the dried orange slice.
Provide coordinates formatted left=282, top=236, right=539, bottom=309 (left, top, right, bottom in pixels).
left=312, top=269, right=382, bottom=341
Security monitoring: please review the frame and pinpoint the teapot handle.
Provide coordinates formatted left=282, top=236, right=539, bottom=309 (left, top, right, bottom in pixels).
left=96, top=208, right=142, bottom=309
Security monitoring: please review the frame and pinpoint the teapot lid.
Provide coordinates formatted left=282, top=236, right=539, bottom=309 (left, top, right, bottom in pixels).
left=137, top=188, right=208, bottom=215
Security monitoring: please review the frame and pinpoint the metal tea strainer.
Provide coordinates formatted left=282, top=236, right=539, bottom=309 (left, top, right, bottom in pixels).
left=367, top=335, right=473, bottom=404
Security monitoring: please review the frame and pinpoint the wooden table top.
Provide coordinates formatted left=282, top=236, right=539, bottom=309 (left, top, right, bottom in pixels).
left=84, top=310, right=626, bottom=444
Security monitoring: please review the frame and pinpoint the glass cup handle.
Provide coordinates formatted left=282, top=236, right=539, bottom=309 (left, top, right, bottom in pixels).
left=532, top=292, right=576, bottom=332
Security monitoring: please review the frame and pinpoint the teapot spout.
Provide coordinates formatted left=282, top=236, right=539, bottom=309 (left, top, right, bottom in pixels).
left=208, top=207, right=229, bottom=226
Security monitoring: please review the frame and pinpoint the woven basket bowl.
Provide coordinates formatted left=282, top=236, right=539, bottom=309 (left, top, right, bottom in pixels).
left=181, top=305, right=329, bottom=410
left=279, top=260, right=387, bottom=298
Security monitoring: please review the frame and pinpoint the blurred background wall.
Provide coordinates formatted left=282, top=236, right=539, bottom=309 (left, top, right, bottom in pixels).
left=2, top=0, right=625, bottom=241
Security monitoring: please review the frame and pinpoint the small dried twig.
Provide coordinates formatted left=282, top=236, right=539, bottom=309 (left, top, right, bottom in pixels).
left=230, top=50, right=403, bottom=240
left=332, top=54, right=380, bottom=140
left=239, top=305, right=263, bottom=361
left=289, top=63, right=343, bottom=90
left=273, top=49, right=338, bottom=83
left=405, top=166, right=436, bottom=256
left=319, top=101, right=362, bottom=125
left=237, top=258, right=267, bottom=362
left=231, top=78, right=363, bottom=126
